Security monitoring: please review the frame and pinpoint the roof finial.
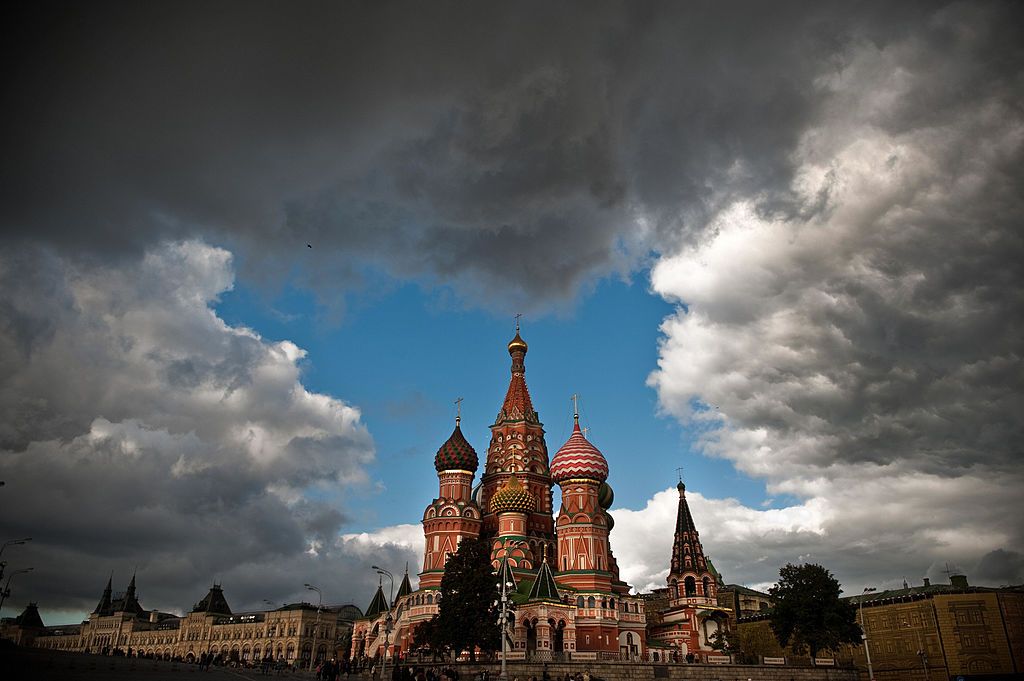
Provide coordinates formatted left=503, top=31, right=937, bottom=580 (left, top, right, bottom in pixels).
left=676, top=466, right=686, bottom=492
left=454, top=396, right=463, bottom=426
left=571, top=393, right=580, bottom=426
left=515, top=312, right=522, bottom=333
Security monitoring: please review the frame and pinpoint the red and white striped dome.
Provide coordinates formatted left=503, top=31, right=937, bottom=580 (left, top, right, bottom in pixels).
left=550, top=420, right=608, bottom=483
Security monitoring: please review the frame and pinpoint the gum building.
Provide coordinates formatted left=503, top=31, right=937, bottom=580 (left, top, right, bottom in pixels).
left=2, top=574, right=362, bottom=668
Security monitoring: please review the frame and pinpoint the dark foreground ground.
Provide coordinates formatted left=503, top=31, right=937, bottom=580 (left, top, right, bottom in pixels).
left=0, top=647, right=312, bottom=681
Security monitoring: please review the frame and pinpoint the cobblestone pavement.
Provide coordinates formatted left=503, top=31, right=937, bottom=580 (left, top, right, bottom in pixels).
left=0, top=648, right=322, bottom=681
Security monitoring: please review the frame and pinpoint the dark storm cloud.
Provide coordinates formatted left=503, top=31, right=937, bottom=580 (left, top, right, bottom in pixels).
left=0, top=241, right=388, bottom=616
left=1, top=1, right=958, bottom=307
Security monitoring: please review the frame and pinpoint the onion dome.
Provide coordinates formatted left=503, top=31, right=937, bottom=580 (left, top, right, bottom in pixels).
left=434, top=418, right=478, bottom=472
left=550, top=418, right=609, bottom=483
left=508, top=332, right=528, bottom=355
left=489, top=473, right=536, bottom=514
left=598, top=482, right=615, bottom=509
left=604, top=510, right=615, bottom=531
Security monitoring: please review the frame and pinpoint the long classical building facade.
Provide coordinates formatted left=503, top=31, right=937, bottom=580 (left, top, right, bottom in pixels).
left=2, top=575, right=361, bottom=667
left=351, top=329, right=647, bottom=662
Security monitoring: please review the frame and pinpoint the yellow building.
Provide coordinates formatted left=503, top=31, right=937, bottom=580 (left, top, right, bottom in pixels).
left=846, top=576, right=1024, bottom=680
left=1, top=575, right=362, bottom=668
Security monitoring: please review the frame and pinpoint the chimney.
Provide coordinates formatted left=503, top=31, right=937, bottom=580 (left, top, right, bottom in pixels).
left=923, top=578, right=930, bottom=587
left=950, top=574, right=969, bottom=589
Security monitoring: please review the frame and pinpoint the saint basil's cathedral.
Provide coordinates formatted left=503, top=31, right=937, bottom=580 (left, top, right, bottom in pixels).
left=350, top=329, right=730, bottom=662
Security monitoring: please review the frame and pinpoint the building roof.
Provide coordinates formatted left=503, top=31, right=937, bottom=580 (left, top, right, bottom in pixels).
left=496, top=557, right=518, bottom=595
left=496, top=331, right=538, bottom=425
left=364, top=583, right=389, bottom=619
left=396, top=569, right=413, bottom=600
left=527, top=561, right=561, bottom=603
left=434, top=420, right=478, bottom=472
left=550, top=418, right=609, bottom=484
left=845, top=577, right=1024, bottom=606
left=668, top=481, right=710, bottom=578
left=112, top=573, right=147, bottom=617
left=93, top=575, right=113, bottom=616
left=16, top=603, right=44, bottom=628
left=192, top=584, right=232, bottom=615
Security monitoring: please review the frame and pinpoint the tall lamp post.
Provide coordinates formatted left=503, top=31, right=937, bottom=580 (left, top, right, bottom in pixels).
left=373, top=566, right=395, bottom=681
left=0, top=567, right=34, bottom=615
left=494, top=568, right=516, bottom=681
left=860, top=587, right=877, bottom=681
left=0, top=537, right=32, bottom=583
left=305, top=584, right=323, bottom=672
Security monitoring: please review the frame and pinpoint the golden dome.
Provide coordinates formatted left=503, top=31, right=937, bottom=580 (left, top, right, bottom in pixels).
left=507, top=332, right=528, bottom=355
left=489, top=473, right=536, bottom=514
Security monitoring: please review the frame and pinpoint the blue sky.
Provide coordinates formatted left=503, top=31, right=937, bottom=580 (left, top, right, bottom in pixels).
left=213, top=269, right=774, bottom=533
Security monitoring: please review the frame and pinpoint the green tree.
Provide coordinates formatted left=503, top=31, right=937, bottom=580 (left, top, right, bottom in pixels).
left=768, top=563, right=862, bottom=659
left=435, top=537, right=500, bottom=661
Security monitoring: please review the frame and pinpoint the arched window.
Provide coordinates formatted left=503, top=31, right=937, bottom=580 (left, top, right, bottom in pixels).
left=587, top=596, right=596, bottom=608
left=702, top=576, right=711, bottom=596
left=577, top=596, right=585, bottom=608
left=684, top=576, right=696, bottom=596
left=609, top=598, right=615, bottom=610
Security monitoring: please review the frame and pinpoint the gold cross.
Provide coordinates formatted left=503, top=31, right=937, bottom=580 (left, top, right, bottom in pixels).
left=454, top=397, right=464, bottom=422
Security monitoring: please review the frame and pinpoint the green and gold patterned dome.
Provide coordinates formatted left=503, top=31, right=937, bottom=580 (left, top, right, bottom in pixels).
left=434, top=420, right=478, bottom=473
left=489, top=473, right=536, bottom=514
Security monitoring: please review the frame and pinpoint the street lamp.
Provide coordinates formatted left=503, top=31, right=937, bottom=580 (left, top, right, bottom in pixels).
left=305, top=584, right=323, bottom=672
left=860, top=587, right=876, bottom=681
left=0, top=567, right=34, bottom=615
left=494, top=567, right=516, bottom=681
left=372, top=566, right=395, bottom=681
left=0, top=538, right=32, bottom=583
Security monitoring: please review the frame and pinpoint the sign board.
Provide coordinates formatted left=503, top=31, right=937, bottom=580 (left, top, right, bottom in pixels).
left=571, top=652, right=597, bottom=661
left=813, top=658, right=835, bottom=666
left=499, top=652, right=526, bottom=661
left=706, top=654, right=732, bottom=664
left=763, top=657, right=786, bottom=665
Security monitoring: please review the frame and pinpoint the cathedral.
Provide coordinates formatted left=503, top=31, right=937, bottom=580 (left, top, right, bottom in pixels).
left=351, top=328, right=648, bottom=661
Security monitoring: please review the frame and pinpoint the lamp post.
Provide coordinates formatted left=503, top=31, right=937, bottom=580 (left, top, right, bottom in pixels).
left=305, top=584, right=323, bottom=672
left=0, top=567, right=34, bottom=615
left=859, top=587, right=876, bottom=681
left=373, top=566, right=395, bottom=681
left=0, top=538, right=32, bottom=583
left=495, top=570, right=516, bottom=681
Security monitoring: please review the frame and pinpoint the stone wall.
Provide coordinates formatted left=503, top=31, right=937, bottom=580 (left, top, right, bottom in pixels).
left=384, top=660, right=858, bottom=681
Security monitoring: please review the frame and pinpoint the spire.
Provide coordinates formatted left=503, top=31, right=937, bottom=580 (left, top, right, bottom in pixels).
left=365, top=580, right=389, bottom=619
left=669, top=477, right=707, bottom=577
left=192, top=583, right=232, bottom=615
left=495, top=557, right=518, bottom=594
left=93, top=574, right=113, bottom=615
left=396, top=564, right=413, bottom=600
left=498, top=325, right=536, bottom=424
left=528, top=558, right=561, bottom=603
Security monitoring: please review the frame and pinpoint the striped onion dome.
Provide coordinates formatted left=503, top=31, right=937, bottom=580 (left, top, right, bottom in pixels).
left=597, top=481, right=615, bottom=509
left=434, top=419, right=478, bottom=472
left=550, top=419, right=608, bottom=483
left=489, top=473, right=536, bottom=514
